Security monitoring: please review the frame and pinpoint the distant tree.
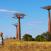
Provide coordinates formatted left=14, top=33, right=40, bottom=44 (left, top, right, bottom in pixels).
left=35, top=35, right=47, bottom=41
left=32, top=38, right=35, bottom=41
left=13, top=37, right=16, bottom=39
left=42, top=32, right=51, bottom=41
left=22, top=34, right=33, bottom=41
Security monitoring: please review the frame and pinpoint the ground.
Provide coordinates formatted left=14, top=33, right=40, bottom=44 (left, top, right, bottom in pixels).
left=0, top=39, right=51, bottom=51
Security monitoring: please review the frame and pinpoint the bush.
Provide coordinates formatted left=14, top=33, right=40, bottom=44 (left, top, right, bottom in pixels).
left=22, top=34, right=33, bottom=41
left=35, top=35, right=47, bottom=41
left=42, top=32, right=51, bottom=41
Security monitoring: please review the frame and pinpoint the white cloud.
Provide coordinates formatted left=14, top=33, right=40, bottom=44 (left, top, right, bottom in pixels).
left=0, top=9, right=20, bottom=13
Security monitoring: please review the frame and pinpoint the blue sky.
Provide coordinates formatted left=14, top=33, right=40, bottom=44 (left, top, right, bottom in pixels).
left=0, top=0, right=51, bottom=38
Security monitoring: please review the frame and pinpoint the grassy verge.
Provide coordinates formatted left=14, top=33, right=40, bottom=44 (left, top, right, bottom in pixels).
left=0, top=39, right=51, bottom=51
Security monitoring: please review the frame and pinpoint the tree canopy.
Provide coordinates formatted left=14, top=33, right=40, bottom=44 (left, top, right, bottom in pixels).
left=22, top=34, right=34, bottom=41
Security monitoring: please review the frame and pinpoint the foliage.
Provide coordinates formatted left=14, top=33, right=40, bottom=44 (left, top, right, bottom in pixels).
left=42, top=32, right=51, bottom=41
left=32, top=38, right=35, bottom=41
left=35, top=32, right=51, bottom=41
left=22, top=34, right=33, bottom=41
left=35, top=35, right=47, bottom=41
left=13, top=37, right=16, bottom=39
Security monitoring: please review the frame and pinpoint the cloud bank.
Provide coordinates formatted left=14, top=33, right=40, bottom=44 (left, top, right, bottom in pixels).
left=0, top=9, right=20, bottom=13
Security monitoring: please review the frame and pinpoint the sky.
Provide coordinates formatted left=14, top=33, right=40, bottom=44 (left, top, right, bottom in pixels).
left=0, top=0, right=51, bottom=39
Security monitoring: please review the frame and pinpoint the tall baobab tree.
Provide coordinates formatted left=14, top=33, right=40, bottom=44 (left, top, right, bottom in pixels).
left=42, top=6, right=51, bottom=33
left=13, top=13, right=25, bottom=40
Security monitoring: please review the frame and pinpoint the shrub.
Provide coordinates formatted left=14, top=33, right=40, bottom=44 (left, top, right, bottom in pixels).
left=22, top=34, right=33, bottom=41
left=35, top=35, right=47, bottom=41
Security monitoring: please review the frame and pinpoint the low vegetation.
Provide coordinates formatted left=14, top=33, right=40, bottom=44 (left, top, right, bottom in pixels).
left=0, top=39, right=51, bottom=51
left=0, top=32, right=51, bottom=51
left=22, top=32, right=51, bottom=41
